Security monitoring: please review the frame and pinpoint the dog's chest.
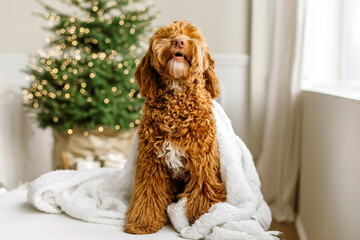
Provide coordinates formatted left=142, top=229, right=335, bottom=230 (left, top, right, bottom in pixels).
left=157, top=95, right=200, bottom=131
left=158, top=141, right=186, bottom=178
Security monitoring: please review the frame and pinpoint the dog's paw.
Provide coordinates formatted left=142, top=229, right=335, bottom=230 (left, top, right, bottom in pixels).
left=124, top=222, right=163, bottom=235
left=186, top=195, right=218, bottom=225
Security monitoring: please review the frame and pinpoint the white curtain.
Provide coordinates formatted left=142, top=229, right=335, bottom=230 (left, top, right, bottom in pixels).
left=249, top=0, right=306, bottom=221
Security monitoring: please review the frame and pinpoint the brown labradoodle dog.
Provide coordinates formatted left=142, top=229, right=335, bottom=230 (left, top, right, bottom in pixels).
left=125, top=20, right=226, bottom=234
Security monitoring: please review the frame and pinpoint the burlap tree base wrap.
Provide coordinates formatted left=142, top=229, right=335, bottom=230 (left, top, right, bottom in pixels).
left=52, top=128, right=137, bottom=170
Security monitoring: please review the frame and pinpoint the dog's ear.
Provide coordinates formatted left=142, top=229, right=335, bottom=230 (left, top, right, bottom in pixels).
left=135, top=48, right=158, bottom=99
left=204, top=48, right=220, bottom=99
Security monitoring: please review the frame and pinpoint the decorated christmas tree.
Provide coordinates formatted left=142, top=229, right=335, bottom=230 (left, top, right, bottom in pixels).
left=23, top=0, right=158, bottom=135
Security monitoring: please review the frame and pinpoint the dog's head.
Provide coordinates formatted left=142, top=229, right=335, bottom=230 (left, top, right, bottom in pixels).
left=135, top=20, right=219, bottom=99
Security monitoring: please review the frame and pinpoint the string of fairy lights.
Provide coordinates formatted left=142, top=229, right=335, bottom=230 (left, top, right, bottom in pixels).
left=24, top=0, right=159, bottom=136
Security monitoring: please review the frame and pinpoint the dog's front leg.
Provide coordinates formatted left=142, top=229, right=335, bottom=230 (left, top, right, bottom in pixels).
left=125, top=150, right=174, bottom=234
left=181, top=141, right=227, bottom=224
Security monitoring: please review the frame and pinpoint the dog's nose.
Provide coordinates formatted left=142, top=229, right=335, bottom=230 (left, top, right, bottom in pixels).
left=172, top=39, right=185, bottom=49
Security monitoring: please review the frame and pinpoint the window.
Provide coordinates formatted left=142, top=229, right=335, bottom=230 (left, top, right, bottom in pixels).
left=303, top=0, right=360, bottom=90
left=343, top=0, right=360, bottom=83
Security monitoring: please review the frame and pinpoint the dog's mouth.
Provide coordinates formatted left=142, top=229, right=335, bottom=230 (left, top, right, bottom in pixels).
left=173, top=52, right=186, bottom=62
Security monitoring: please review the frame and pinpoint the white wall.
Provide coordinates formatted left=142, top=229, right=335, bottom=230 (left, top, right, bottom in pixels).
left=0, top=53, right=249, bottom=189
left=0, top=0, right=251, bottom=188
left=0, top=54, right=54, bottom=189
left=0, top=0, right=250, bottom=55
left=0, top=0, right=47, bottom=54
left=298, top=91, right=360, bottom=240
left=154, top=0, right=250, bottom=54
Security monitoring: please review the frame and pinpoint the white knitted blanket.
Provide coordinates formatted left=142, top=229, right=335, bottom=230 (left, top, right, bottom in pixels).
left=27, top=101, right=279, bottom=240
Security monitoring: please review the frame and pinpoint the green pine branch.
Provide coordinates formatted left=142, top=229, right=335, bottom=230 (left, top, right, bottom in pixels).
left=23, top=0, right=157, bottom=134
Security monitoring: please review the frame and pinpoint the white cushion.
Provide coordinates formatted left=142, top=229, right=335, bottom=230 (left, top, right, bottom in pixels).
left=0, top=190, right=182, bottom=240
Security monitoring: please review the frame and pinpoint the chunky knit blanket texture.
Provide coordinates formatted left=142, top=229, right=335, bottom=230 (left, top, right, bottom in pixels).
left=27, top=101, right=279, bottom=240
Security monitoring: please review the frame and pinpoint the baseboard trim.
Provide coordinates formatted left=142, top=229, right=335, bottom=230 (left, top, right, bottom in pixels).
left=295, top=215, right=308, bottom=240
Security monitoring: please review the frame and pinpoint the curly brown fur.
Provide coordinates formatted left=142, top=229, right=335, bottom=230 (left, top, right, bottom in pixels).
left=125, top=21, right=226, bottom=235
